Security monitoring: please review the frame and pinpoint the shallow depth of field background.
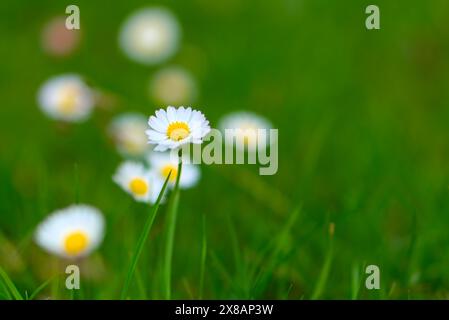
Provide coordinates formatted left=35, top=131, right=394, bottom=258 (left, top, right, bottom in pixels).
left=1, top=0, right=449, bottom=299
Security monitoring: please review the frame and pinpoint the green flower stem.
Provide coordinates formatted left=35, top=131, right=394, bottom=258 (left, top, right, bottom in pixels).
left=163, top=151, right=183, bottom=300
left=120, top=172, right=172, bottom=300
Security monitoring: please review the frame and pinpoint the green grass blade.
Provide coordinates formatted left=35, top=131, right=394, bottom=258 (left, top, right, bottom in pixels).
left=182, top=278, right=194, bottom=299
left=199, top=214, right=207, bottom=299
left=0, top=292, right=11, bottom=300
left=120, top=171, right=172, bottom=300
left=350, top=262, right=360, bottom=300
left=0, top=277, right=12, bottom=300
left=210, top=250, right=232, bottom=286
left=250, top=206, right=301, bottom=298
left=0, top=266, right=23, bottom=300
left=163, top=158, right=182, bottom=300
left=29, top=277, right=54, bottom=300
left=311, top=223, right=335, bottom=300
left=226, top=214, right=250, bottom=297
left=135, top=266, right=147, bottom=299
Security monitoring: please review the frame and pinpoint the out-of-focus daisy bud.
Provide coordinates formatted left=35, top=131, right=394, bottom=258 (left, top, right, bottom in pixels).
left=109, top=113, right=151, bottom=158
left=150, top=67, right=198, bottom=106
left=218, top=111, right=273, bottom=153
left=34, top=205, right=105, bottom=259
left=37, top=74, right=95, bottom=122
left=119, top=7, right=181, bottom=65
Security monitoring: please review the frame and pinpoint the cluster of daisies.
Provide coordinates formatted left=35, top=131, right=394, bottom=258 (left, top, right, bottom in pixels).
left=35, top=106, right=211, bottom=259
left=38, top=7, right=197, bottom=126
left=34, top=6, right=273, bottom=261
left=113, top=108, right=208, bottom=204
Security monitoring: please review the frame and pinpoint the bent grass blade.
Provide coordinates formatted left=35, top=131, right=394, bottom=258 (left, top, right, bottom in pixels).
left=120, top=172, right=172, bottom=300
left=0, top=266, right=23, bottom=300
left=311, top=223, right=335, bottom=300
left=29, top=276, right=55, bottom=300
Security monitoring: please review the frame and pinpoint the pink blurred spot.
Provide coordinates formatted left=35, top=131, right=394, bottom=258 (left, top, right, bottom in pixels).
left=42, top=17, right=80, bottom=56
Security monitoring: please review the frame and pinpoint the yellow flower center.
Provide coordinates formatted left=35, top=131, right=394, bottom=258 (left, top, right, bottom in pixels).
left=123, top=140, right=140, bottom=153
left=166, top=121, right=190, bottom=141
left=64, top=231, right=89, bottom=256
left=129, top=177, right=149, bottom=196
left=58, top=87, right=79, bottom=115
left=161, top=165, right=177, bottom=183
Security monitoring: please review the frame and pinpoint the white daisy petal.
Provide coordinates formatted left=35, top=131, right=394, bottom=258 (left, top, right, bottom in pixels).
left=146, top=129, right=168, bottom=141
left=166, top=106, right=177, bottom=122
left=155, top=109, right=169, bottom=124
left=148, top=115, right=166, bottom=132
left=154, top=144, right=169, bottom=152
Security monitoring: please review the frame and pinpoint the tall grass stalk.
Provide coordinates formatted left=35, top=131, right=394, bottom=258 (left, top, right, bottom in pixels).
left=250, top=206, right=301, bottom=298
left=0, top=266, right=23, bottom=300
left=163, top=151, right=183, bottom=300
left=120, top=172, right=172, bottom=300
left=311, top=223, right=335, bottom=299
left=350, top=263, right=361, bottom=300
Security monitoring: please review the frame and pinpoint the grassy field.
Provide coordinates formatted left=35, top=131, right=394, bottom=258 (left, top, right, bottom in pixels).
left=1, top=0, right=449, bottom=299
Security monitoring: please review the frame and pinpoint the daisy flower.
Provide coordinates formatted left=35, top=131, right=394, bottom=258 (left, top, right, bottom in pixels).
left=108, top=113, right=150, bottom=158
left=150, top=67, right=197, bottom=105
left=113, top=161, right=163, bottom=203
left=119, top=7, right=181, bottom=65
left=34, top=204, right=105, bottom=259
left=146, top=106, right=210, bottom=152
left=218, top=111, right=273, bottom=152
left=147, top=152, right=200, bottom=189
left=37, top=74, right=94, bottom=122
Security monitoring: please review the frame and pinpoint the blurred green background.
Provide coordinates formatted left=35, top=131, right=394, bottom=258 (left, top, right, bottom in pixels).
left=1, top=0, right=449, bottom=299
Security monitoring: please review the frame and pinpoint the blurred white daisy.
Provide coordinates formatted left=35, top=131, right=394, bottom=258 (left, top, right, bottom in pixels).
left=218, top=111, right=273, bottom=152
left=146, top=106, right=210, bottom=152
left=37, top=74, right=94, bottom=122
left=119, top=7, right=181, bottom=65
left=34, top=204, right=105, bottom=259
left=113, top=161, right=162, bottom=203
left=150, top=67, right=197, bottom=105
left=147, top=152, right=200, bottom=189
left=108, top=113, right=150, bottom=158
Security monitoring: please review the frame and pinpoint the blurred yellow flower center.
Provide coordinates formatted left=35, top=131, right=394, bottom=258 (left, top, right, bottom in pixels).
left=123, top=140, right=140, bottom=153
left=161, top=165, right=177, bottom=182
left=129, top=178, right=148, bottom=196
left=167, top=122, right=190, bottom=141
left=64, top=231, right=89, bottom=256
left=59, top=87, right=79, bottom=115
